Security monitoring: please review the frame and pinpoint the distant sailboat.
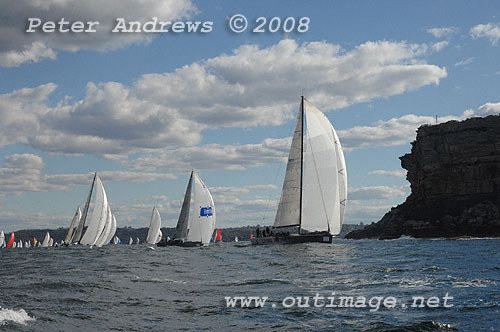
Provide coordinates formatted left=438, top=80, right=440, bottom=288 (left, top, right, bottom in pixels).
left=215, top=229, right=222, bottom=242
left=64, top=207, right=82, bottom=246
left=157, top=171, right=216, bottom=247
left=129, top=237, right=133, bottom=245
left=49, top=238, right=54, bottom=247
left=41, top=232, right=50, bottom=247
left=6, top=232, right=14, bottom=248
left=251, top=97, right=347, bottom=245
left=0, top=231, right=4, bottom=248
left=18, top=240, right=23, bottom=248
left=146, top=206, right=161, bottom=245
left=113, top=236, right=121, bottom=245
left=136, top=237, right=140, bottom=245
left=234, top=236, right=238, bottom=242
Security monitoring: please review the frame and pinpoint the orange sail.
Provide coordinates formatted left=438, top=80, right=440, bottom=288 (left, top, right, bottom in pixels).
left=6, top=232, right=15, bottom=248
left=215, top=229, right=222, bottom=242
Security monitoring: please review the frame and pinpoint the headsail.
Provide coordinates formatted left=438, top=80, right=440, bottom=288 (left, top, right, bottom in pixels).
left=146, top=206, right=161, bottom=244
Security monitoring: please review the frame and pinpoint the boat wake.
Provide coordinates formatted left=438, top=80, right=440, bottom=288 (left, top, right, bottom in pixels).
left=0, top=307, right=36, bottom=326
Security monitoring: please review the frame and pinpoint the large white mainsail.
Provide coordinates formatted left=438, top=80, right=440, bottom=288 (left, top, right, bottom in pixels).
left=274, top=104, right=303, bottom=228
left=186, top=173, right=216, bottom=245
left=272, top=97, right=347, bottom=235
left=146, top=206, right=161, bottom=245
left=80, top=176, right=109, bottom=246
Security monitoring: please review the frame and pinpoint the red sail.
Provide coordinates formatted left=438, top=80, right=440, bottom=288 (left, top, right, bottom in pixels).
left=6, top=232, right=15, bottom=248
left=215, top=229, right=222, bottom=242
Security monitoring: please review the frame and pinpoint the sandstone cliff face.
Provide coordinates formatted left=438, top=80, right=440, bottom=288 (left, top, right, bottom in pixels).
left=346, top=115, right=500, bottom=239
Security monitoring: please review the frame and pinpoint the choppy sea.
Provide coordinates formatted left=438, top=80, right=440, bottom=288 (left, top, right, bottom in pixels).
left=0, top=238, right=498, bottom=331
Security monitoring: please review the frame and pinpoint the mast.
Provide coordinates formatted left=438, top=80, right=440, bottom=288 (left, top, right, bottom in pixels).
left=73, top=172, right=97, bottom=243
left=298, top=96, right=304, bottom=235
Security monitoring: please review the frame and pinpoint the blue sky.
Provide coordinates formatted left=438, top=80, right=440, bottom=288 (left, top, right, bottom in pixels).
left=1, top=0, right=500, bottom=232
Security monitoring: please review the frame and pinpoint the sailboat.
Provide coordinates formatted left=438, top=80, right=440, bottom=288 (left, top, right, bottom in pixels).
left=234, top=236, right=239, bottom=242
left=69, top=173, right=117, bottom=247
left=6, top=232, right=14, bottom=248
left=251, top=97, right=347, bottom=245
left=214, top=229, right=222, bottom=242
left=41, top=232, right=50, bottom=247
left=136, top=237, right=140, bottom=245
left=63, top=207, right=82, bottom=245
left=146, top=206, right=161, bottom=245
left=157, top=171, right=216, bottom=247
left=0, top=231, right=5, bottom=248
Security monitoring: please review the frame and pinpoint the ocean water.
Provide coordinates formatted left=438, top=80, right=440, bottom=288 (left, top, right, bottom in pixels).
left=0, top=238, right=498, bottom=331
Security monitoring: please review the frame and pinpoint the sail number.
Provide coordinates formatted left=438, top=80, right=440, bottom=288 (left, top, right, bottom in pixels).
left=253, top=17, right=310, bottom=33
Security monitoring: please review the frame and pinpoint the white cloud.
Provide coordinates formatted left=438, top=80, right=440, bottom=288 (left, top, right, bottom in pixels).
left=475, top=102, right=500, bottom=116
left=126, top=138, right=289, bottom=172
left=0, top=153, right=175, bottom=197
left=0, top=39, right=447, bottom=156
left=368, top=170, right=407, bottom=178
left=431, top=41, right=449, bottom=52
left=455, top=57, right=474, bottom=67
left=426, top=27, right=457, bottom=38
left=470, top=22, right=500, bottom=45
left=0, top=0, right=196, bottom=67
left=338, top=103, right=497, bottom=151
left=348, top=185, right=409, bottom=200
left=0, top=41, right=56, bottom=67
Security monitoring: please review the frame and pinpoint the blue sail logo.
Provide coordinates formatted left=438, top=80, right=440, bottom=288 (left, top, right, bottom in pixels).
left=200, top=206, right=213, bottom=217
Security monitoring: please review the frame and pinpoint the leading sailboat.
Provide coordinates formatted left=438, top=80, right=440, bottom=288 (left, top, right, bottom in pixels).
left=66, top=173, right=117, bottom=247
left=251, top=97, right=347, bottom=245
left=157, top=171, right=216, bottom=247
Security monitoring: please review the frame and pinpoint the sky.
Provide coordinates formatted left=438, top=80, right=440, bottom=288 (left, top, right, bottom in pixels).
left=1, top=0, right=500, bottom=232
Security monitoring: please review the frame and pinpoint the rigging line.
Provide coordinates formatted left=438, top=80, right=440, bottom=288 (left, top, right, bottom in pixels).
left=305, top=112, right=331, bottom=233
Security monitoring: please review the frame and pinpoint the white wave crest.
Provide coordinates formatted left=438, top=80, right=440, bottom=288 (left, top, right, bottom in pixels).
left=0, top=307, right=36, bottom=326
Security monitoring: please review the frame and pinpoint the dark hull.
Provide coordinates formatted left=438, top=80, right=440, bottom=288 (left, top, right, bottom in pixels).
left=250, top=233, right=333, bottom=245
left=156, top=239, right=202, bottom=247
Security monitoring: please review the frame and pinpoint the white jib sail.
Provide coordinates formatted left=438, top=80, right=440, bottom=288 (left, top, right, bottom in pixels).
left=80, top=176, right=109, bottom=245
left=146, top=206, right=161, bottom=245
left=95, top=205, right=113, bottom=247
left=103, top=214, right=117, bottom=246
left=302, top=100, right=341, bottom=233
left=187, top=173, right=216, bottom=244
left=41, top=232, right=50, bottom=247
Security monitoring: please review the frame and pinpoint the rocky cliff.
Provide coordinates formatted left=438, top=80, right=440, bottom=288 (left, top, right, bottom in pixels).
left=346, top=115, right=500, bottom=239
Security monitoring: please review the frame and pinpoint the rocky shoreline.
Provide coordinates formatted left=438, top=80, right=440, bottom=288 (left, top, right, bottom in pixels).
left=346, top=115, right=500, bottom=240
